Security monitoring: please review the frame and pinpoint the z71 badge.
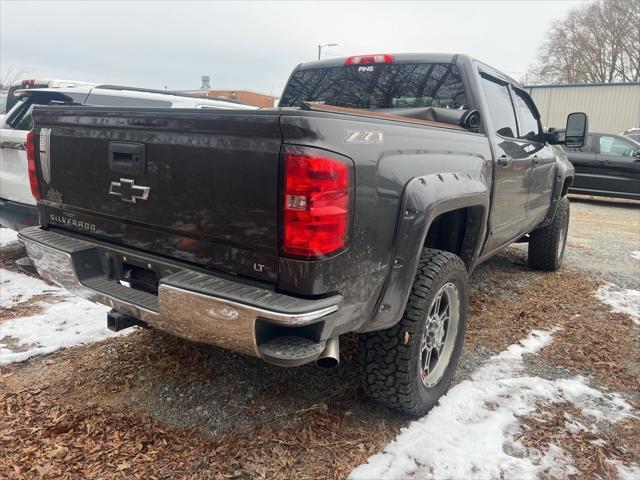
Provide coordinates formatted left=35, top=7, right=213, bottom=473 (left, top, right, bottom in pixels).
left=344, top=130, right=384, bottom=144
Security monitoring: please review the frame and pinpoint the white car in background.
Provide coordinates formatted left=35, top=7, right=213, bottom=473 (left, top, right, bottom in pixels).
left=0, top=93, right=8, bottom=115
left=621, top=128, right=640, bottom=143
left=0, top=85, right=255, bottom=230
left=4, top=78, right=98, bottom=113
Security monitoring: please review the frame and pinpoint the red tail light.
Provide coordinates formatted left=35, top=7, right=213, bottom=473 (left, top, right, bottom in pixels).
left=26, top=130, right=41, bottom=201
left=345, top=54, right=394, bottom=65
left=283, top=147, right=352, bottom=257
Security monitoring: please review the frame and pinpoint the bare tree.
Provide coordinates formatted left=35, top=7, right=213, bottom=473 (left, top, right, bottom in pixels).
left=526, top=0, right=639, bottom=84
left=0, top=67, right=34, bottom=92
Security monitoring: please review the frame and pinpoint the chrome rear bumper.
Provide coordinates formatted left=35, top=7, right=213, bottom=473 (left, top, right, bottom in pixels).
left=19, top=227, right=340, bottom=360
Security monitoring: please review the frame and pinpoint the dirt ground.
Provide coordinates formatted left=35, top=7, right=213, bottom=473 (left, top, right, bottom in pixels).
left=1, top=195, right=639, bottom=479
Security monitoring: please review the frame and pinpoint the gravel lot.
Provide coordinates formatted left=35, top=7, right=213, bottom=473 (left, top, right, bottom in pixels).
left=1, top=195, right=639, bottom=479
left=563, top=195, right=640, bottom=289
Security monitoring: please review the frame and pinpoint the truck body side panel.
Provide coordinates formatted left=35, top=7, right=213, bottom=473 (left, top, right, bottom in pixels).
left=279, top=113, right=492, bottom=333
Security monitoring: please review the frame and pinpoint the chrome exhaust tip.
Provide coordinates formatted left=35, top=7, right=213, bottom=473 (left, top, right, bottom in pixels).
left=316, top=336, right=339, bottom=368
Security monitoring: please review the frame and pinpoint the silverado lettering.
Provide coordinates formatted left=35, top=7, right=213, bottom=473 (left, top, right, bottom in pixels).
left=49, top=214, right=96, bottom=232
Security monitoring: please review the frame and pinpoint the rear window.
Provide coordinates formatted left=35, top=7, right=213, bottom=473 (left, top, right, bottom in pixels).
left=4, top=92, right=87, bottom=131
left=280, top=63, right=468, bottom=110
left=6, top=83, right=48, bottom=111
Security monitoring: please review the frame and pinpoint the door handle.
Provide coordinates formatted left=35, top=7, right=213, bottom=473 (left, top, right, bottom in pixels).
left=531, top=155, right=541, bottom=166
left=497, top=155, right=512, bottom=167
left=0, top=140, right=26, bottom=150
left=108, top=141, right=146, bottom=174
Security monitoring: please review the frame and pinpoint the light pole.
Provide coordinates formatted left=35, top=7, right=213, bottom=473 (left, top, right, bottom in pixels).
left=318, top=43, right=338, bottom=60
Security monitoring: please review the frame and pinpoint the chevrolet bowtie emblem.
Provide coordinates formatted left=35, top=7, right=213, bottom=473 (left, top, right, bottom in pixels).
left=109, top=178, right=150, bottom=203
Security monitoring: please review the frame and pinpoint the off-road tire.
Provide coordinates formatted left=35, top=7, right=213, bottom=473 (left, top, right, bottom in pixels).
left=528, top=196, right=570, bottom=271
left=358, top=249, right=468, bottom=417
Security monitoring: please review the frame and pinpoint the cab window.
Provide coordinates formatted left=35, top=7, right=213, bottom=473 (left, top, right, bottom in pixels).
left=480, top=76, right=517, bottom=138
left=4, top=100, right=34, bottom=130
left=280, top=63, right=469, bottom=110
left=599, top=135, right=637, bottom=157
left=513, top=90, right=540, bottom=141
left=3, top=93, right=87, bottom=131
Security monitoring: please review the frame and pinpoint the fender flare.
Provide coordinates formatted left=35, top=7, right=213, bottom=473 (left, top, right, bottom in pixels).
left=538, top=157, right=574, bottom=229
left=363, top=172, right=489, bottom=332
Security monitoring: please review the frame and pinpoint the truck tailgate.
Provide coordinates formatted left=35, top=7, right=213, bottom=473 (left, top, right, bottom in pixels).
left=33, top=108, right=281, bottom=282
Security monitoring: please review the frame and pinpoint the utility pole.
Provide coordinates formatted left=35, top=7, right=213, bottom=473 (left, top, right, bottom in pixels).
left=318, top=43, right=338, bottom=60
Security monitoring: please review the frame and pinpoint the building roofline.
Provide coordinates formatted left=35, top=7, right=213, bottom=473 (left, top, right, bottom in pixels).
left=524, top=81, right=640, bottom=89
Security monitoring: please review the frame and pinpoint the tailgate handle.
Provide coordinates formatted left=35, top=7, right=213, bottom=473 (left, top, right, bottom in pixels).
left=109, top=142, right=146, bottom=174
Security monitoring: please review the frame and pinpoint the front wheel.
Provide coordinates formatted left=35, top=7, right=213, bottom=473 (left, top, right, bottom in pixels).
left=359, top=249, right=468, bottom=417
left=528, top=196, right=570, bottom=271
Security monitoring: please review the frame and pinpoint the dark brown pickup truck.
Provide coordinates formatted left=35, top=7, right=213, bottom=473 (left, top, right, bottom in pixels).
left=20, top=53, right=587, bottom=415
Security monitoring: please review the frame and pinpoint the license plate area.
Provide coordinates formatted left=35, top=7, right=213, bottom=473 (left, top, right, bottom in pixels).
left=119, top=257, right=159, bottom=295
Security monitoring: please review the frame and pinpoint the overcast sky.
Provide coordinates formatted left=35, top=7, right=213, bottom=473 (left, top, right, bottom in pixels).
left=1, top=0, right=586, bottom=96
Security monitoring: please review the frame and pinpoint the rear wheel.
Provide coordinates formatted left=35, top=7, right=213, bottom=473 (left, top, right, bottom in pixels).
left=359, top=249, right=468, bottom=417
left=528, top=196, right=570, bottom=271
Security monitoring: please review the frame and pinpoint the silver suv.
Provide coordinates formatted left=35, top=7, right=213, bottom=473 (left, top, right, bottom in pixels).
left=0, top=85, right=255, bottom=230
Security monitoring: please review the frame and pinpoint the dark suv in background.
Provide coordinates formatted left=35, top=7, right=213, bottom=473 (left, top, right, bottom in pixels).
left=563, top=132, right=640, bottom=200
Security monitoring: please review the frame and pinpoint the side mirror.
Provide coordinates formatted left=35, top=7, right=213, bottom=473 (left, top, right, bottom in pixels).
left=565, top=112, right=588, bottom=148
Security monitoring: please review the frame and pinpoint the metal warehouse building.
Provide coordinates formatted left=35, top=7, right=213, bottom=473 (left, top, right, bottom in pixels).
left=524, top=82, right=640, bottom=135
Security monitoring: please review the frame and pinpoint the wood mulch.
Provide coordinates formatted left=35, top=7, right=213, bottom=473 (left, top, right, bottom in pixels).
left=516, top=402, right=640, bottom=480
left=1, top=385, right=397, bottom=479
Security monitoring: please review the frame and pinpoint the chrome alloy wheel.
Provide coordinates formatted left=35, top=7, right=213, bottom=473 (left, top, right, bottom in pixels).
left=419, top=282, right=460, bottom=387
left=557, top=220, right=568, bottom=263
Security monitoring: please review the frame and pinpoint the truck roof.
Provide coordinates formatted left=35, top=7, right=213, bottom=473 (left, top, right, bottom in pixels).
left=296, top=53, right=460, bottom=70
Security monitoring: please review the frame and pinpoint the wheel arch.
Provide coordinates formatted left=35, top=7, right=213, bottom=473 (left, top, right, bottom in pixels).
left=362, top=173, right=489, bottom=332
left=423, top=205, right=485, bottom=268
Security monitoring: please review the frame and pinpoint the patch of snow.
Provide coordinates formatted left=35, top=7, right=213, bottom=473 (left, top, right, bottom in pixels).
left=0, top=268, right=59, bottom=307
left=607, top=459, right=640, bottom=480
left=0, top=268, right=127, bottom=366
left=350, top=328, right=636, bottom=480
left=564, top=412, right=589, bottom=434
left=0, top=297, right=117, bottom=365
left=0, top=228, right=19, bottom=247
left=595, top=282, right=640, bottom=325
left=631, top=251, right=640, bottom=261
